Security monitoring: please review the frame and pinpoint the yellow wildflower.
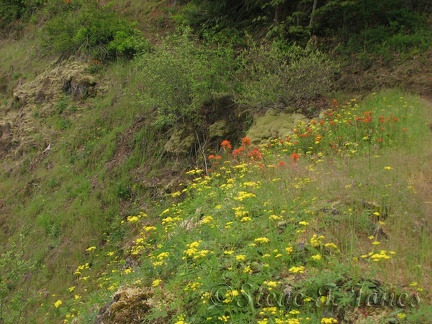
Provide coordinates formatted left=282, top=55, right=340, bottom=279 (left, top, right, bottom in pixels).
left=152, top=279, right=162, bottom=287
left=254, top=237, right=270, bottom=244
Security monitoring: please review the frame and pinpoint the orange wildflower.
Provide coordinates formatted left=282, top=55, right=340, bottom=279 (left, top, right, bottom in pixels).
left=290, top=152, right=300, bottom=162
left=332, top=99, right=338, bottom=108
left=241, top=137, right=251, bottom=147
left=221, top=140, right=232, bottom=150
left=248, top=148, right=262, bottom=160
left=232, top=147, right=244, bottom=157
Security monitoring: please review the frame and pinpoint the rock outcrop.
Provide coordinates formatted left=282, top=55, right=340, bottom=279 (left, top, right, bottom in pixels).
left=0, top=61, right=97, bottom=166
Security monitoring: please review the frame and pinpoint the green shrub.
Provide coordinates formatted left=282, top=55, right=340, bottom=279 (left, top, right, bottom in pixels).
left=135, top=27, right=237, bottom=129
left=237, top=41, right=337, bottom=112
left=0, top=0, right=45, bottom=26
left=43, top=1, right=149, bottom=60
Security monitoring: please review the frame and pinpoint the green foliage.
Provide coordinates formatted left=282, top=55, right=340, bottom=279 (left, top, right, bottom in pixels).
left=237, top=41, right=337, bottom=112
left=0, top=238, right=35, bottom=323
left=43, top=1, right=150, bottom=60
left=0, top=0, right=45, bottom=25
left=174, top=0, right=432, bottom=55
left=135, top=27, right=237, bottom=129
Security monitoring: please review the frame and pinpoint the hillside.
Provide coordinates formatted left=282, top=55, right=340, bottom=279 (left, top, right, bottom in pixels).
left=0, top=1, right=431, bottom=323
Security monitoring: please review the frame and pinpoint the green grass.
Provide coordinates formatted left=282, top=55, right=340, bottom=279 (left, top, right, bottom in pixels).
left=54, top=89, right=432, bottom=323
left=0, top=45, right=169, bottom=323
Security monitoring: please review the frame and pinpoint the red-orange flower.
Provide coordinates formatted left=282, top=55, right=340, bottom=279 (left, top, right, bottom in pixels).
left=241, top=137, right=251, bottom=147
left=248, top=148, right=262, bottom=160
left=290, top=152, right=300, bottom=162
left=232, top=147, right=243, bottom=157
left=221, top=140, right=232, bottom=150
left=278, top=161, right=286, bottom=167
left=377, top=137, right=383, bottom=143
left=332, top=99, right=338, bottom=108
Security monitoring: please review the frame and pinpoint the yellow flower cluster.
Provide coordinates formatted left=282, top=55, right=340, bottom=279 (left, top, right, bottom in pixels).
left=184, top=279, right=202, bottom=292
left=310, top=234, right=325, bottom=247
left=152, top=251, right=170, bottom=267
left=233, top=206, right=248, bottom=218
left=289, top=266, right=305, bottom=274
left=182, top=241, right=211, bottom=261
left=321, top=317, right=338, bottom=323
left=264, top=280, right=279, bottom=290
left=361, top=250, right=396, bottom=262
left=223, top=289, right=239, bottom=303
left=242, top=181, right=260, bottom=188
left=218, top=315, right=230, bottom=322
left=269, top=214, right=283, bottom=221
left=126, top=212, right=147, bottom=223
left=234, top=191, right=256, bottom=201
left=311, top=254, right=322, bottom=260
left=259, top=306, right=278, bottom=315
left=162, top=215, right=183, bottom=231
left=258, top=319, right=301, bottom=324
left=152, top=279, right=162, bottom=287
left=254, top=237, right=270, bottom=244
left=200, top=215, right=214, bottom=225
left=235, top=254, right=246, bottom=262
left=324, top=243, right=339, bottom=250
left=185, top=168, right=203, bottom=175
left=74, top=263, right=90, bottom=276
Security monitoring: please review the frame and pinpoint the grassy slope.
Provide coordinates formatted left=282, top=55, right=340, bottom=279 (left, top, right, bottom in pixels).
left=0, top=37, right=170, bottom=322
left=63, top=90, right=431, bottom=323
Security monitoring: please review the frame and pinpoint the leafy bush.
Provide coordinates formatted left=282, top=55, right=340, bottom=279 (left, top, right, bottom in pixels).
left=43, top=1, right=150, bottom=60
left=0, top=0, right=45, bottom=26
left=135, top=28, right=237, bottom=129
left=237, top=42, right=337, bottom=112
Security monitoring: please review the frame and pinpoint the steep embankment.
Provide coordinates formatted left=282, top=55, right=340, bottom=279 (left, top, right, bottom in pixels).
left=61, top=90, right=432, bottom=323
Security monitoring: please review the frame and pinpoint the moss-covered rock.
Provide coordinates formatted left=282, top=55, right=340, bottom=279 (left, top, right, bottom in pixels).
left=95, top=287, right=173, bottom=324
left=164, top=126, right=196, bottom=155
left=246, top=110, right=306, bottom=144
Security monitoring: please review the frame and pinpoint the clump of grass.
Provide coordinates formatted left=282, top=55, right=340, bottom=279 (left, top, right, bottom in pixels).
left=58, top=90, right=431, bottom=323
